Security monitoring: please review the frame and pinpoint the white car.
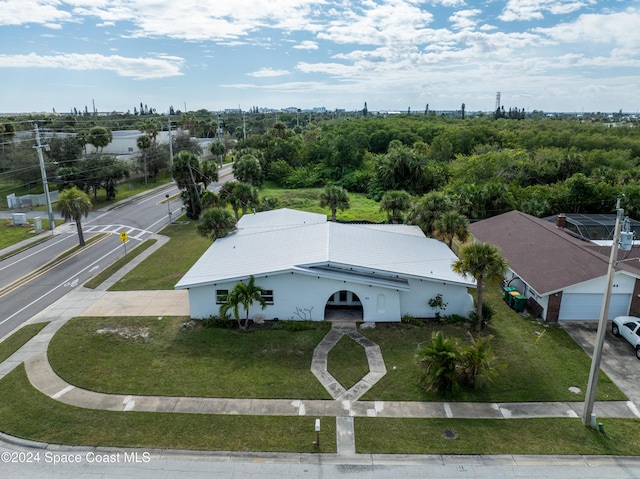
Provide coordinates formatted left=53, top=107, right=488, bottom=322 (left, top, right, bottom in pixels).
left=612, top=316, right=640, bottom=360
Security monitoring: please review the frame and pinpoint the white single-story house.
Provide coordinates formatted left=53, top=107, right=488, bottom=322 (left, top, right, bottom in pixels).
left=175, top=208, right=475, bottom=322
left=469, top=210, right=640, bottom=322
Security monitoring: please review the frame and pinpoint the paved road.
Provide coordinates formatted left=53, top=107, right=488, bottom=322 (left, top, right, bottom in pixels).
left=2, top=442, right=640, bottom=479
left=0, top=164, right=234, bottom=340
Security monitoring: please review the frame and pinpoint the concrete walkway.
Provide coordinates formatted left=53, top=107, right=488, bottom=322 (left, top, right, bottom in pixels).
left=1, top=235, right=640, bottom=459
left=0, top=289, right=637, bottom=444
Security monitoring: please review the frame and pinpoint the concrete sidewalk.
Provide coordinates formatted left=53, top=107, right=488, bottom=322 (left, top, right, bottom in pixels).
left=0, top=269, right=639, bottom=465
left=2, top=287, right=638, bottom=422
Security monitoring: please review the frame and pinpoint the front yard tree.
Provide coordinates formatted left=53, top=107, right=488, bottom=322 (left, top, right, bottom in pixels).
left=320, top=184, right=350, bottom=221
left=453, top=242, right=509, bottom=331
left=219, top=275, right=267, bottom=329
left=57, top=186, right=92, bottom=246
left=197, top=207, right=236, bottom=240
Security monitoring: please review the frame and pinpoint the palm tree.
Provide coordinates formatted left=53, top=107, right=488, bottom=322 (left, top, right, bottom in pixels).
left=219, top=275, right=267, bottom=329
left=233, top=154, right=262, bottom=186
left=406, top=191, right=454, bottom=235
left=416, top=331, right=462, bottom=396
left=379, top=190, right=411, bottom=223
left=319, top=185, right=350, bottom=221
left=57, top=186, right=92, bottom=246
left=433, top=210, right=469, bottom=248
left=453, top=242, right=509, bottom=331
left=197, top=207, right=236, bottom=240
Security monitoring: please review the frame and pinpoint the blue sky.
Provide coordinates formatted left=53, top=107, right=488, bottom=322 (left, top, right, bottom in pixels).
left=1, top=0, right=639, bottom=114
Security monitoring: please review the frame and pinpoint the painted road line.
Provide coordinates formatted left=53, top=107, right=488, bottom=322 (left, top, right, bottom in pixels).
left=0, top=234, right=111, bottom=299
left=0, top=242, right=126, bottom=328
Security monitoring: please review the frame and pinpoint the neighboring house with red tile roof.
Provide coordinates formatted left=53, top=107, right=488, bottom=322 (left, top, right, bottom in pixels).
left=469, top=210, right=640, bottom=322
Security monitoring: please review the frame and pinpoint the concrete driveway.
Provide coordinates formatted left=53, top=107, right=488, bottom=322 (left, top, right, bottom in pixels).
left=562, top=320, right=640, bottom=406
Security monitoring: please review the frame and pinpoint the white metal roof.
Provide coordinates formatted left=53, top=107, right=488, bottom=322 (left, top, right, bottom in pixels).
left=175, top=209, right=475, bottom=289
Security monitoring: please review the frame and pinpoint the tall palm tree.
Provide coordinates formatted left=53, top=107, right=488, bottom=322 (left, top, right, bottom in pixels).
left=379, top=190, right=411, bottom=223
left=433, top=210, right=469, bottom=248
left=319, top=185, right=350, bottom=221
left=219, top=275, right=267, bottom=329
left=453, top=242, right=508, bottom=331
left=57, top=187, right=92, bottom=246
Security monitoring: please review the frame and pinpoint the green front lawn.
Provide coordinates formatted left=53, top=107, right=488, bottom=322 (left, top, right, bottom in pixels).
left=355, top=417, right=640, bottom=455
left=47, top=290, right=623, bottom=403
left=110, top=218, right=211, bottom=290
left=0, top=366, right=336, bottom=453
left=361, top=286, right=623, bottom=402
left=48, top=316, right=332, bottom=399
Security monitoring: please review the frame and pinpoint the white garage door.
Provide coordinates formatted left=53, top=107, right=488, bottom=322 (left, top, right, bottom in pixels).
left=558, top=293, right=631, bottom=321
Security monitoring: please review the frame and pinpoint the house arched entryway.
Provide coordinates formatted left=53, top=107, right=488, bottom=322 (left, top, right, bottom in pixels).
left=324, top=290, right=364, bottom=321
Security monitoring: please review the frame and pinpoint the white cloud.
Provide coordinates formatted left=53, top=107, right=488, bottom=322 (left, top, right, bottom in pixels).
left=535, top=8, right=640, bottom=47
left=293, top=40, right=319, bottom=50
left=499, top=0, right=594, bottom=22
left=0, top=0, right=74, bottom=26
left=247, top=67, right=290, bottom=77
left=449, top=9, right=481, bottom=30
left=0, top=52, right=184, bottom=79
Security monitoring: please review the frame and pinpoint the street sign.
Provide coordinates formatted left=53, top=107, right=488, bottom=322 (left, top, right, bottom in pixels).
left=119, top=231, right=129, bottom=243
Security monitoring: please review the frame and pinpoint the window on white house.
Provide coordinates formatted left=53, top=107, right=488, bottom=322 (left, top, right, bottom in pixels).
left=261, top=290, right=274, bottom=304
left=216, top=289, right=228, bottom=304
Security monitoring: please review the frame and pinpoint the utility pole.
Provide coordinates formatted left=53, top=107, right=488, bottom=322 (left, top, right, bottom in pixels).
left=34, top=123, right=55, bottom=234
left=168, top=113, right=174, bottom=166
left=242, top=112, right=247, bottom=141
left=216, top=115, right=223, bottom=167
left=582, top=199, right=625, bottom=426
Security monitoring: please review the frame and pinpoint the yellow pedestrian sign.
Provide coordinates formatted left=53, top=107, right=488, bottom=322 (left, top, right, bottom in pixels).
left=119, top=231, right=129, bottom=243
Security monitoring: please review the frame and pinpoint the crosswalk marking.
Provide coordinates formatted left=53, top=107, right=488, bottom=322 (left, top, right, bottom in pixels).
left=82, top=224, right=153, bottom=241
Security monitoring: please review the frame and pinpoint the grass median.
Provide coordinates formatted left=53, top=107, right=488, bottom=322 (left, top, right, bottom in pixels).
left=0, top=323, right=48, bottom=363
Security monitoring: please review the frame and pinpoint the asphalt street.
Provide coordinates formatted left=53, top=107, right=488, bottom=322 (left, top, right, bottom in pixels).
left=0, top=164, right=234, bottom=340
left=0, top=185, right=178, bottom=339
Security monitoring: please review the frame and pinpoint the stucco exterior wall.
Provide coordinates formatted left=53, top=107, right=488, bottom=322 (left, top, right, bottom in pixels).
left=186, top=272, right=473, bottom=322
left=399, top=279, right=474, bottom=318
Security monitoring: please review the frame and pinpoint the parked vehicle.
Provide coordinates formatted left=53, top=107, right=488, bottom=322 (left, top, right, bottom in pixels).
left=612, top=316, right=640, bottom=360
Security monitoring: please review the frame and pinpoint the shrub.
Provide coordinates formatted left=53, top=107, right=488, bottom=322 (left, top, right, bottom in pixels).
left=201, top=315, right=233, bottom=329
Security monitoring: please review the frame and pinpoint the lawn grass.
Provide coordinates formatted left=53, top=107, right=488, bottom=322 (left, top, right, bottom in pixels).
left=360, top=286, right=623, bottom=402
left=47, top=290, right=623, bottom=404
left=0, top=366, right=336, bottom=453
left=109, top=218, right=211, bottom=290
left=0, top=219, right=64, bottom=250
left=0, top=323, right=48, bottom=363
left=355, top=417, right=640, bottom=455
left=260, top=184, right=386, bottom=222
left=83, top=239, right=157, bottom=289
left=87, top=173, right=173, bottom=209
left=48, top=316, right=332, bottom=399
left=327, top=335, right=370, bottom=389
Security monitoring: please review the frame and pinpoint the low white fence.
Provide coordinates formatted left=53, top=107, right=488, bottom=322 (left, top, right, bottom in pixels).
left=6, top=191, right=59, bottom=209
